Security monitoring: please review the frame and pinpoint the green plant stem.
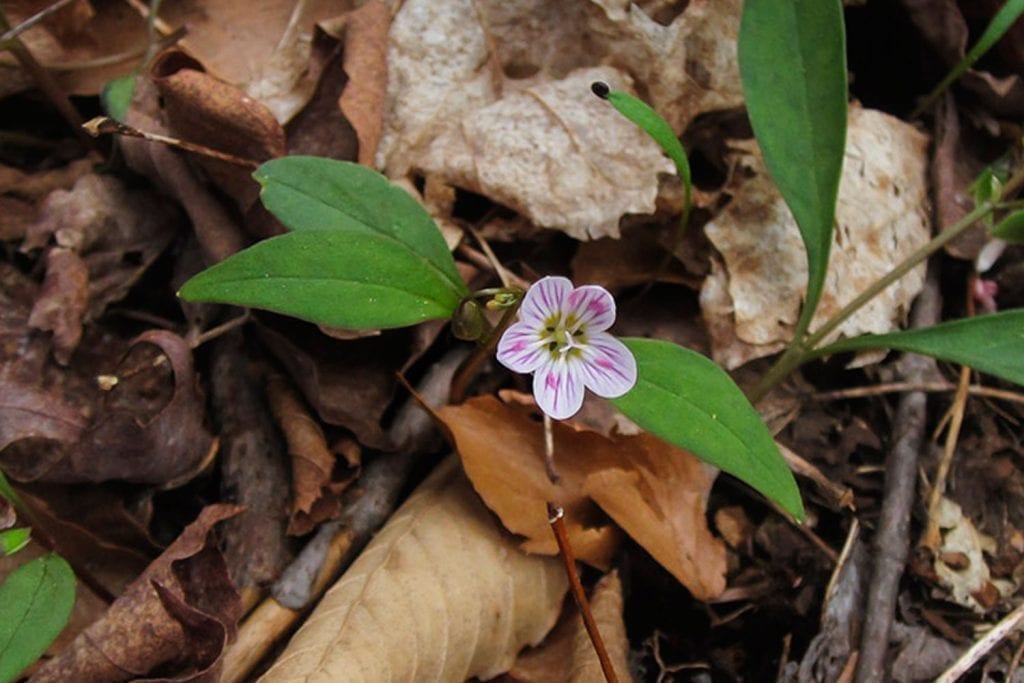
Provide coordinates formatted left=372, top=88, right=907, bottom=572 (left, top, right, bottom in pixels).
left=750, top=165, right=1024, bottom=403
left=450, top=304, right=520, bottom=404
left=911, top=0, right=1024, bottom=119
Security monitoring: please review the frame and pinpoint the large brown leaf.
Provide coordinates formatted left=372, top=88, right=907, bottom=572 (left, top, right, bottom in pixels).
left=260, top=457, right=567, bottom=681
left=437, top=397, right=728, bottom=600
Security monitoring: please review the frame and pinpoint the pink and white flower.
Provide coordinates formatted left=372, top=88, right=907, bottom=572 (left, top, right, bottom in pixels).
left=497, top=276, right=637, bottom=419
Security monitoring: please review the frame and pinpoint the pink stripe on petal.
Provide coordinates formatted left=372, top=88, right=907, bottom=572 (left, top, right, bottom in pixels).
left=520, top=276, right=572, bottom=325
left=566, top=285, right=616, bottom=332
left=497, top=323, right=547, bottom=373
left=580, top=333, right=637, bottom=398
left=533, top=359, right=585, bottom=420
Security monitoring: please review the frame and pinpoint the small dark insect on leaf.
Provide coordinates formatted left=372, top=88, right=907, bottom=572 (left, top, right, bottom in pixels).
left=591, top=81, right=610, bottom=99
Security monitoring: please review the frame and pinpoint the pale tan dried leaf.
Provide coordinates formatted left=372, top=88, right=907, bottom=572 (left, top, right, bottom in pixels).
left=700, top=106, right=931, bottom=368
left=419, top=66, right=673, bottom=240
left=586, top=0, right=745, bottom=132
left=503, top=570, right=633, bottom=683
left=375, top=0, right=498, bottom=176
left=932, top=497, right=1014, bottom=613
left=438, top=397, right=726, bottom=599
left=584, top=435, right=727, bottom=600
left=260, top=457, right=567, bottom=682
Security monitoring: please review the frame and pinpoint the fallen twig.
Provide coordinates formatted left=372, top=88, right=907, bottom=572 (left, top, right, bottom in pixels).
left=854, top=264, right=942, bottom=683
left=935, top=601, right=1024, bottom=682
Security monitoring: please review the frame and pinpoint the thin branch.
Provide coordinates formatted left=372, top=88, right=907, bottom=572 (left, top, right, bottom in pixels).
left=547, top=503, right=619, bottom=683
left=812, top=381, right=1024, bottom=407
left=936, top=601, right=1024, bottom=682
left=82, top=116, right=261, bottom=168
left=854, top=264, right=942, bottom=683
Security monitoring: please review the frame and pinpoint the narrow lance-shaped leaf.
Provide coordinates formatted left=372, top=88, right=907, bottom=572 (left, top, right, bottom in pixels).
left=811, top=309, right=1024, bottom=387
left=591, top=83, right=691, bottom=207
left=738, top=0, right=847, bottom=340
left=611, top=338, right=804, bottom=521
left=254, top=156, right=466, bottom=295
left=0, top=554, right=76, bottom=683
left=179, top=230, right=465, bottom=329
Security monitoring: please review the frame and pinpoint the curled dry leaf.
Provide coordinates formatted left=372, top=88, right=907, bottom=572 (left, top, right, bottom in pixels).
left=20, top=172, right=179, bottom=361
left=1, top=329, right=215, bottom=486
left=31, top=504, right=243, bottom=683
left=261, top=457, right=567, bottom=682
left=256, top=322, right=403, bottom=450
left=151, top=49, right=287, bottom=213
left=322, top=0, right=392, bottom=166
left=701, top=106, right=931, bottom=369
left=27, top=248, right=88, bottom=365
left=503, top=570, right=633, bottom=683
left=265, top=373, right=359, bottom=536
left=437, top=396, right=727, bottom=599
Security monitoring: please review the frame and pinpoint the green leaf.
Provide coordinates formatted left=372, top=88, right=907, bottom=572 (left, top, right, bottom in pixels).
left=179, top=229, right=466, bottom=329
left=738, top=0, right=847, bottom=341
left=101, top=75, right=136, bottom=122
left=253, top=156, right=466, bottom=295
left=611, top=338, right=804, bottom=520
left=812, top=310, right=1024, bottom=386
left=0, top=529, right=30, bottom=557
left=991, top=209, right=1024, bottom=243
left=0, top=554, right=75, bottom=683
left=593, top=84, right=692, bottom=197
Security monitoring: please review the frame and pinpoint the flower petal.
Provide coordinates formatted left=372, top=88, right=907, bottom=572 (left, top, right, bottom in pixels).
left=566, top=285, right=616, bottom=332
left=579, top=333, right=637, bottom=398
left=533, top=358, right=585, bottom=420
left=497, top=322, right=547, bottom=373
left=520, top=276, right=572, bottom=326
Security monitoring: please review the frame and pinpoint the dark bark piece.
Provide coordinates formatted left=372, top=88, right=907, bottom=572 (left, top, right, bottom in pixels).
left=854, top=264, right=943, bottom=683
left=211, top=333, right=293, bottom=591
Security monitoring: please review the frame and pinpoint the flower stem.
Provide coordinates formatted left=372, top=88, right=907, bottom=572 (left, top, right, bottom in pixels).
left=542, top=413, right=560, bottom=484
left=547, top=503, right=619, bottom=683
left=450, top=304, right=519, bottom=404
left=750, top=164, right=1024, bottom=403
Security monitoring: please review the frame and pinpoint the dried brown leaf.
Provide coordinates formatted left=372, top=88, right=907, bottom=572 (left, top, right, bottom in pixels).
left=438, top=397, right=727, bottom=598
left=325, top=0, right=391, bottom=166
left=28, top=248, right=88, bottom=365
left=158, top=0, right=353, bottom=123
left=437, top=396, right=622, bottom=568
left=21, top=172, right=179, bottom=328
left=503, top=570, right=633, bottom=683
left=585, top=435, right=727, bottom=599
left=151, top=49, right=287, bottom=213
left=3, top=330, right=215, bottom=486
left=0, top=1, right=147, bottom=97
left=256, top=322, right=402, bottom=450
left=701, top=106, right=931, bottom=368
left=266, top=373, right=358, bottom=536
left=260, top=457, right=567, bottom=681
left=32, top=504, right=243, bottom=682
